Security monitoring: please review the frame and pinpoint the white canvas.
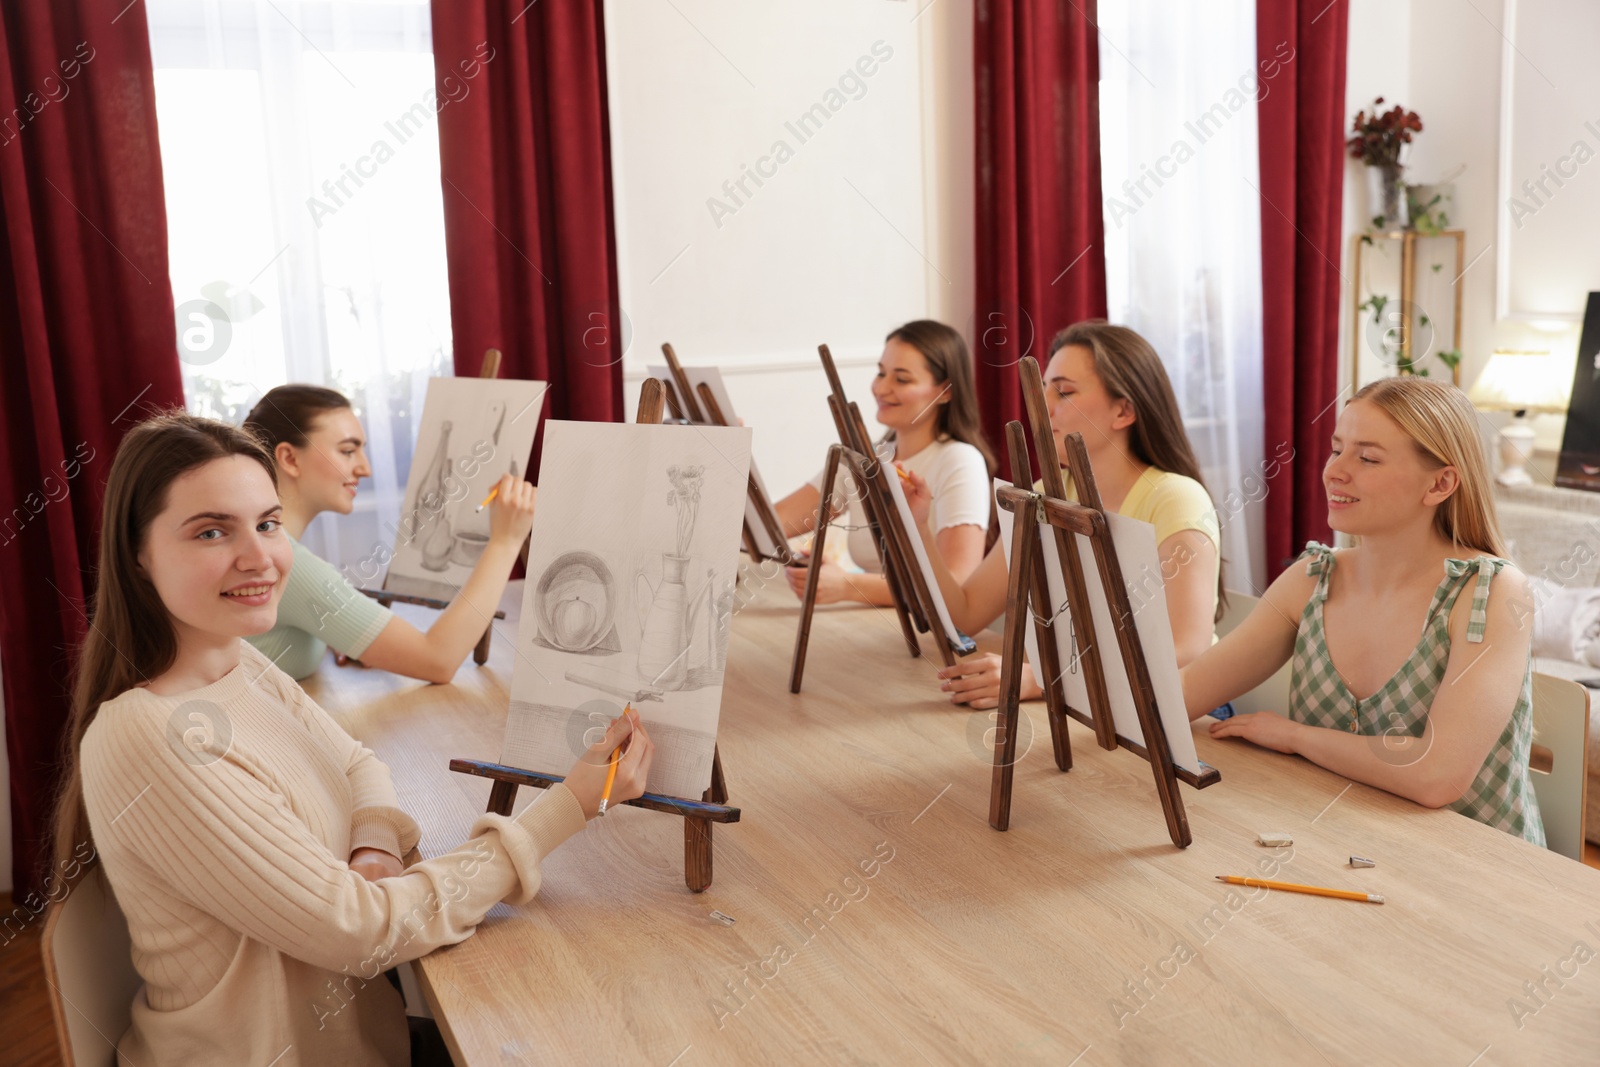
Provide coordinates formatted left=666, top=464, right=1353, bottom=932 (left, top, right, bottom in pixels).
left=995, top=480, right=1202, bottom=775
left=649, top=363, right=782, bottom=559
left=385, top=377, right=548, bottom=602
left=502, top=421, right=752, bottom=800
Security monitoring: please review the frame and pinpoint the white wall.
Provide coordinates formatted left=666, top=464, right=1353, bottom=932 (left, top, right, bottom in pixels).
left=1342, top=0, right=1591, bottom=463
left=603, top=0, right=974, bottom=495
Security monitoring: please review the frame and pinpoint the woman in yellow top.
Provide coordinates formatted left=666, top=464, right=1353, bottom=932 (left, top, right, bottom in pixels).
left=906, top=321, right=1223, bottom=708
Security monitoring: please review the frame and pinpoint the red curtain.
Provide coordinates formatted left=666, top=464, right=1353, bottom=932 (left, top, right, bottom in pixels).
left=430, top=0, right=623, bottom=466
left=1257, top=0, right=1349, bottom=575
left=973, top=0, right=1108, bottom=454
left=0, top=1, right=182, bottom=896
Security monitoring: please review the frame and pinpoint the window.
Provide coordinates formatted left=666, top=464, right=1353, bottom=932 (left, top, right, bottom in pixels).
left=149, top=0, right=451, bottom=569
left=1098, top=0, right=1268, bottom=591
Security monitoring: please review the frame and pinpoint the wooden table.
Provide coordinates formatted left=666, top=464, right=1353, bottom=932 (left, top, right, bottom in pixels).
left=304, top=578, right=1600, bottom=1066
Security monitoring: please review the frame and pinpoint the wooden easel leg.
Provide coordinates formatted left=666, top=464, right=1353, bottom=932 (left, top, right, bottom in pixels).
left=473, top=626, right=492, bottom=666
left=487, top=781, right=518, bottom=817
left=684, top=747, right=728, bottom=891
left=1030, top=583, right=1073, bottom=773
left=1006, top=422, right=1071, bottom=773
left=685, top=817, right=713, bottom=892
left=791, top=446, right=842, bottom=693
left=990, top=493, right=1039, bottom=831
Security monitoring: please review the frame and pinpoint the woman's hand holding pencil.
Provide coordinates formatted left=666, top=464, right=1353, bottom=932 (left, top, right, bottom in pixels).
left=484, top=473, right=538, bottom=550
left=898, top=466, right=933, bottom=529
left=565, top=706, right=654, bottom=820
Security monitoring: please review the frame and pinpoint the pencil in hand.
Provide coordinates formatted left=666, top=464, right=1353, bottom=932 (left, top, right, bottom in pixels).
left=475, top=485, right=500, bottom=513
left=598, top=703, right=630, bottom=816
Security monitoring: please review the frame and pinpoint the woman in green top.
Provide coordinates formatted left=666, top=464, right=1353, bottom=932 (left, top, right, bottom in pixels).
left=1183, top=377, right=1544, bottom=843
left=243, top=385, right=536, bottom=683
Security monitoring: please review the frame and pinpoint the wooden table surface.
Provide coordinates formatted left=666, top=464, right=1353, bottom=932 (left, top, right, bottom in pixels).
left=304, top=576, right=1600, bottom=1066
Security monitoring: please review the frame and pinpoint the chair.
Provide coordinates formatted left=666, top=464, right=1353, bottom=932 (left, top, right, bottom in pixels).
left=1530, top=673, right=1590, bottom=861
left=1215, top=590, right=1293, bottom=716
left=40, top=864, right=141, bottom=1067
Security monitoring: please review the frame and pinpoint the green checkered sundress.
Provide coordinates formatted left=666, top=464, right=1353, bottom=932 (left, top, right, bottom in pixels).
left=1287, top=542, right=1545, bottom=845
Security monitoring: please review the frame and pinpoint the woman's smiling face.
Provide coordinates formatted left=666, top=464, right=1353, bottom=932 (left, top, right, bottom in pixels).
left=870, top=338, right=949, bottom=435
left=1324, top=398, right=1455, bottom=535
left=279, top=406, right=371, bottom=516
left=136, top=455, right=293, bottom=642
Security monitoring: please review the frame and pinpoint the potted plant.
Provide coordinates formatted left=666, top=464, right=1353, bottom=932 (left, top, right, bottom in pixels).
left=1348, top=97, right=1423, bottom=230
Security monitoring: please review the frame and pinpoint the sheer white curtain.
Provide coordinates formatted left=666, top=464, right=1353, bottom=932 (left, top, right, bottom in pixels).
left=1098, top=0, right=1268, bottom=593
left=148, top=0, right=452, bottom=571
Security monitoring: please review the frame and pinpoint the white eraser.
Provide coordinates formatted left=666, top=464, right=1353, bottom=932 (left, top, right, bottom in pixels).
left=1256, top=832, right=1294, bottom=847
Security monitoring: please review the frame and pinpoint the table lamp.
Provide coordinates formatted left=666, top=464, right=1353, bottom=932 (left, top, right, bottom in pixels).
left=1467, top=349, right=1571, bottom=486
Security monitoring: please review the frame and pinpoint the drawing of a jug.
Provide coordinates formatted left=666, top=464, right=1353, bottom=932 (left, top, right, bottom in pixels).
left=635, top=554, right=698, bottom=690
left=419, top=421, right=455, bottom=572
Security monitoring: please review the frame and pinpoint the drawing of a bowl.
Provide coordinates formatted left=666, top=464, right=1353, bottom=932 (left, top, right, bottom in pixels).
left=535, top=551, right=616, bottom=652
left=450, top=532, right=489, bottom=567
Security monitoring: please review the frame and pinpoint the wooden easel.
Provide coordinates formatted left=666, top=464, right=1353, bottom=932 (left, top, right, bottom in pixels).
left=657, top=343, right=793, bottom=565
left=789, top=344, right=976, bottom=693
left=449, top=378, right=740, bottom=892
left=362, top=349, right=508, bottom=664
left=989, top=356, right=1219, bottom=848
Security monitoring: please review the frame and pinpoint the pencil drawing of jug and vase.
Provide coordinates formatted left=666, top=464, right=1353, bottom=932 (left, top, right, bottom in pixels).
left=634, top=463, right=730, bottom=691
left=407, top=401, right=509, bottom=571
left=537, top=462, right=732, bottom=697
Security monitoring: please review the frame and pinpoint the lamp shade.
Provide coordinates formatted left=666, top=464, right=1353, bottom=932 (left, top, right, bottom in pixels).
left=1467, top=349, right=1571, bottom=414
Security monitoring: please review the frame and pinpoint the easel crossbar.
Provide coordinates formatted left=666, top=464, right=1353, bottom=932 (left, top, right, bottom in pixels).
left=449, top=759, right=741, bottom=822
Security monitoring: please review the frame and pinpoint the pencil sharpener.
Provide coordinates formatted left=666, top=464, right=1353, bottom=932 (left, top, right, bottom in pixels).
left=1349, top=855, right=1377, bottom=869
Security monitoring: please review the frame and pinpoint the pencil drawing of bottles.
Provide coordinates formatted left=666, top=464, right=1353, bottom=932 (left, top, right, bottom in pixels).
left=636, top=463, right=704, bottom=690
left=417, top=420, right=455, bottom=571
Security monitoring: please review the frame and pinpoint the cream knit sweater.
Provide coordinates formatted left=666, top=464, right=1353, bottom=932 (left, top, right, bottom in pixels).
left=80, top=640, right=587, bottom=1066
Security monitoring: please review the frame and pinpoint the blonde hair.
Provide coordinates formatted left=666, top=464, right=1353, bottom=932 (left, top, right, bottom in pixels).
left=1351, top=377, right=1507, bottom=557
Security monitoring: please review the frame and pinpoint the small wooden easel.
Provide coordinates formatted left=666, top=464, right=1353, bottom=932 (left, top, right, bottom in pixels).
left=989, top=356, right=1219, bottom=848
left=789, top=343, right=977, bottom=693
left=449, top=378, right=740, bottom=892
left=362, top=348, right=508, bottom=664
left=657, top=343, right=794, bottom=566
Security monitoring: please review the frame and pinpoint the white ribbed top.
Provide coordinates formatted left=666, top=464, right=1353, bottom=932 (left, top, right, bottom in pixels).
left=81, top=640, right=586, bottom=1066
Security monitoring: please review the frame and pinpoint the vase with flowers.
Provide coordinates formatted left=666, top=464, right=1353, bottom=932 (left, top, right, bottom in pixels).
left=1348, top=97, right=1423, bottom=230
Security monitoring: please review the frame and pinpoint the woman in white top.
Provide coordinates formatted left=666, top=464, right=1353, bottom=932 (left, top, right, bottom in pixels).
left=774, top=320, right=995, bottom=607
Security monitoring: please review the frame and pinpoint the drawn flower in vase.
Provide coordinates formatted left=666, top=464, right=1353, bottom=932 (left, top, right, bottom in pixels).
left=635, top=463, right=706, bottom=691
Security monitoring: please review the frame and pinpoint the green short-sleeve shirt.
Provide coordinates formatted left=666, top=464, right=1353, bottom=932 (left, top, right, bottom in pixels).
left=246, top=537, right=393, bottom=680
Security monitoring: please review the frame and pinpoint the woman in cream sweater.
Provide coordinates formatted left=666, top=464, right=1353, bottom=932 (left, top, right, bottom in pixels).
left=51, top=411, right=654, bottom=1065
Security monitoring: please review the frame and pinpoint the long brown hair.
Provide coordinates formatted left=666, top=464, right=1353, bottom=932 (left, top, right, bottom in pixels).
left=1352, top=377, right=1508, bottom=556
left=51, top=412, right=277, bottom=874
left=243, top=384, right=351, bottom=454
left=1050, top=320, right=1225, bottom=617
left=883, top=320, right=997, bottom=476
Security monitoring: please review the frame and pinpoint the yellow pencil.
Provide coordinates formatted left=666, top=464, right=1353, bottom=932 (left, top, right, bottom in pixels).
left=1215, top=875, right=1384, bottom=904
left=474, top=485, right=500, bottom=513
left=894, top=464, right=912, bottom=486
left=598, top=703, right=630, bottom=816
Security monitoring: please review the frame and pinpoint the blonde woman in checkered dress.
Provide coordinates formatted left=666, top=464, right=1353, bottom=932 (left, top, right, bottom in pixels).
left=1181, top=377, right=1544, bottom=844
